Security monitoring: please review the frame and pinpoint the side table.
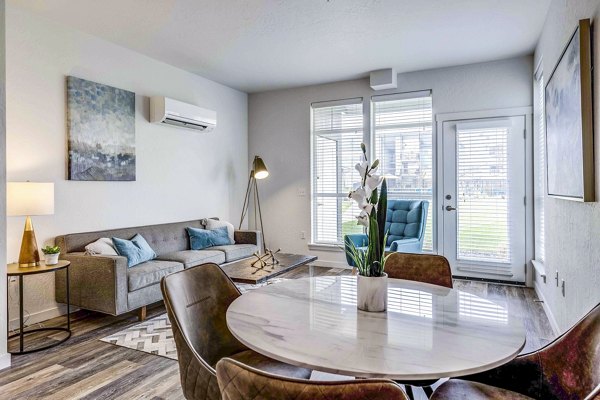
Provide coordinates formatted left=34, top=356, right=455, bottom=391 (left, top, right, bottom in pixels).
left=7, top=260, right=71, bottom=354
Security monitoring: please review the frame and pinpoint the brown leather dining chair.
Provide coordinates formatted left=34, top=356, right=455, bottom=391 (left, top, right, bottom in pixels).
left=431, top=302, right=600, bottom=400
left=216, top=357, right=410, bottom=400
left=384, top=252, right=453, bottom=399
left=384, top=252, right=453, bottom=288
left=161, top=263, right=311, bottom=400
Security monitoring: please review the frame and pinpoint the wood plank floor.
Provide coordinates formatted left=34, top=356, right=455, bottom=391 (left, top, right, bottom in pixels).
left=0, top=266, right=554, bottom=399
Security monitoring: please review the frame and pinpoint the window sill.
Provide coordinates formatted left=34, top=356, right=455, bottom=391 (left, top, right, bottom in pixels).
left=531, top=259, right=546, bottom=278
left=308, top=243, right=344, bottom=252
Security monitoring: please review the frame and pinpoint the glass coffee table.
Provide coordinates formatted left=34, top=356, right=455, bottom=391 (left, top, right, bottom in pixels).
left=221, top=253, right=317, bottom=284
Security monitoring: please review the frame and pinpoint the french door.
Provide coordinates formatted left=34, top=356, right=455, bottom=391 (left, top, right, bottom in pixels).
left=441, top=116, right=526, bottom=282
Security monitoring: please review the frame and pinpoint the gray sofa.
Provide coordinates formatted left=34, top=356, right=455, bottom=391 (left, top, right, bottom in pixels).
left=55, top=219, right=261, bottom=319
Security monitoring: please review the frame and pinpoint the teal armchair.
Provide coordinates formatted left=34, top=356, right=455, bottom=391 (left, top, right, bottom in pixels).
left=344, top=199, right=429, bottom=266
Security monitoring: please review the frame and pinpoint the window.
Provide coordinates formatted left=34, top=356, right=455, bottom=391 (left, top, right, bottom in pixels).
left=372, top=92, right=434, bottom=251
left=533, top=66, right=546, bottom=264
left=311, top=99, right=364, bottom=245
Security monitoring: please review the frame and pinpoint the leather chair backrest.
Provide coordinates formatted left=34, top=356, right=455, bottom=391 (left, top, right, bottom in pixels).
left=161, top=263, right=248, bottom=400
left=216, top=357, right=409, bottom=400
left=385, top=200, right=428, bottom=246
left=539, top=303, right=600, bottom=399
left=385, top=252, right=453, bottom=288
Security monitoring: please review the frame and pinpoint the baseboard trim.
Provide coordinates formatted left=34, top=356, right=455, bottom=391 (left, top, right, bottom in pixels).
left=534, top=281, right=561, bottom=336
left=0, top=352, right=11, bottom=370
left=8, top=304, right=71, bottom=331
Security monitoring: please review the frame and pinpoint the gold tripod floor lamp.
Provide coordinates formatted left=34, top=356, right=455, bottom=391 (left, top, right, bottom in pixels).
left=239, top=156, right=279, bottom=267
left=7, top=182, right=55, bottom=267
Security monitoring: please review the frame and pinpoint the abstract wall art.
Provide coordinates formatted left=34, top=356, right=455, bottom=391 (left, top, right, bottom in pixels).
left=545, top=19, right=594, bottom=202
left=67, top=76, right=136, bottom=181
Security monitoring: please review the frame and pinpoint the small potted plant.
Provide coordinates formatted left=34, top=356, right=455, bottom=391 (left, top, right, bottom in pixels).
left=41, top=245, right=60, bottom=265
left=346, top=143, right=389, bottom=312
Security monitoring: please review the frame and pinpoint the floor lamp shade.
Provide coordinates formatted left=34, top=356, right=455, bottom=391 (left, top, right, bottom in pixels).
left=253, top=156, right=269, bottom=180
left=7, top=182, right=55, bottom=267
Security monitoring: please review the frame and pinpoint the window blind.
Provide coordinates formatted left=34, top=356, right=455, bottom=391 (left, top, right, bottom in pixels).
left=372, top=93, right=433, bottom=251
left=311, top=99, right=364, bottom=244
left=533, top=68, right=546, bottom=264
left=456, top=123, right=511, bottom=265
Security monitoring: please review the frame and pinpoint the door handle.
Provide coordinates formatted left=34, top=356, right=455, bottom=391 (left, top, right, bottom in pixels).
left=445, top=205, right=457, bottom=211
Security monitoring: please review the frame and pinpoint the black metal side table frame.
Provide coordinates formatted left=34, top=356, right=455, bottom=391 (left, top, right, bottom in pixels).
left=7, top=261, right=71, bottom=355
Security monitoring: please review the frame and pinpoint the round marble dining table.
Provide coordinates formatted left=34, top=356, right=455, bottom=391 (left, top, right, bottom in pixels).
left=226, top=276, right=526, bottom=380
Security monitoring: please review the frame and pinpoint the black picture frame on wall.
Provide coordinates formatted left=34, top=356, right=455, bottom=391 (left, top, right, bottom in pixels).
left=544, top=18, right=594, bottom=202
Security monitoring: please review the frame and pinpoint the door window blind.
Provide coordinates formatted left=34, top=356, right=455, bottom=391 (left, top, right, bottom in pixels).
left=534, top=68, right=546, bottom=264
left=311, top=99, right=363, bottom=244
left=372, top=93, right=433, bottom=251
left=456, top=123, right=511, bottom=264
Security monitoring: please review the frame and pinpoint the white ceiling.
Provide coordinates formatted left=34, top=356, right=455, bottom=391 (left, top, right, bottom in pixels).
left=12, top=0, right=551, bottom=93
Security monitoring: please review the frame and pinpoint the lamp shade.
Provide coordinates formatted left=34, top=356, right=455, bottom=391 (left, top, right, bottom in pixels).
left=7, top=182, right=55, bottom=216
left=253, top=156, right=269, bottom=180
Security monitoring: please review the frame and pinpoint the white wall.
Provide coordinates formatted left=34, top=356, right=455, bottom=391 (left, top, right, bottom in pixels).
left=248, top=56, right=532, bottom=268
left=533, top=0, right=600, bottom=333
left=5, top=5, right=248, bottom=326
left=0, top=0, right=9, bottom=370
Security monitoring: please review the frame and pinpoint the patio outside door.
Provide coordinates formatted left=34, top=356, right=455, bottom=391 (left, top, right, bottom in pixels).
left=441, top=116, right=526, bottom=282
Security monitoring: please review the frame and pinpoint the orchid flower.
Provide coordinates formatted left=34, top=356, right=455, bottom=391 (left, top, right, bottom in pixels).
left=365, top=174, right=383, bottom=193
left=349, top=188, right=368, bottom=209
left=355, top=160, right=368, bottom=178
left=356, top=210, right=369, bottom=227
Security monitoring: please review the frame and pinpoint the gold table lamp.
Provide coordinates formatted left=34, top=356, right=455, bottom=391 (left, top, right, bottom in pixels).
left=7, top=182, right=55, bottom=267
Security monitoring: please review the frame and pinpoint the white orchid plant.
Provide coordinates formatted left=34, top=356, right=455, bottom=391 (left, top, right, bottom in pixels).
left=346, top=143, right=389, bottom=277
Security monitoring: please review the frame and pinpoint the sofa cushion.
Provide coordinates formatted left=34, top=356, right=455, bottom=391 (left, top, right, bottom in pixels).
left=210, top=244, right=259, bottom=262
left=157, top=250, right=226, bottom=268
left=127, top=260, right=184, bottom=292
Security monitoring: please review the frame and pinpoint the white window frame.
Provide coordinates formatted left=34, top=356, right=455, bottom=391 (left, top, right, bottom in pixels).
left=310, top=97, right=365, bottom=247
left=532, top=61, right=546, bottom=278
left=370, top=90, right=436, bottom=253
left=309, top=92, right=437, bottom=251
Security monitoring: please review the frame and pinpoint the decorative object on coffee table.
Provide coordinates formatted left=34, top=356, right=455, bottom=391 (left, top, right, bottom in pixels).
left=346, top=143, right=389, bottom=312
left=7, top=260, right=71, bottom=354
left=41, top=245, right=61, bottom=265
left=239, top=155, right=280, bottom=267
left=221, top=253, right=317, bottom=284
left=7, top=182, right=55, bottom=267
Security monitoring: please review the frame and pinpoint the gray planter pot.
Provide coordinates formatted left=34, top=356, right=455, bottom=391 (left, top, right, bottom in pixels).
left=357, top=273, right=388, bottom=312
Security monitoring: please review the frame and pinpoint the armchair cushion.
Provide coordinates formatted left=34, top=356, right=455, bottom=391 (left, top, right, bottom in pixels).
left=389, top=238, right=420, bottom=252
left=385, top=200, right=428, bottom=246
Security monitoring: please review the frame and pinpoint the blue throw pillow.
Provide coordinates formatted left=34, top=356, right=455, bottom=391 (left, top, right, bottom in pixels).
left=112, top=234, right=157, bottom=268
left=187, top=226, right=233, bottom=250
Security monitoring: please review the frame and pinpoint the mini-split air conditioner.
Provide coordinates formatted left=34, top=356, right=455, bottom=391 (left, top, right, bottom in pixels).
left=150, top=96, right=217, bottom=132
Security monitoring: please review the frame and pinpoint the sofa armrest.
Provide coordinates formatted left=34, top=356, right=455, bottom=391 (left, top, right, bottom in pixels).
left=389, top=238, right=421, bottom=253
left=234, top=230, right=263, bottom=248
left=55, top=252, right=129, bottom=316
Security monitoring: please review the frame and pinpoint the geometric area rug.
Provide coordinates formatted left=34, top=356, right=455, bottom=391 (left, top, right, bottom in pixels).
left=100, top=279, right=286, bottom=360
left=100, top=314, right=177, bottom=359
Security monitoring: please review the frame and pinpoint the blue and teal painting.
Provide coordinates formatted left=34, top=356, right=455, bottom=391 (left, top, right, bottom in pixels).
left=67, top=76, right=135, bottom=181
